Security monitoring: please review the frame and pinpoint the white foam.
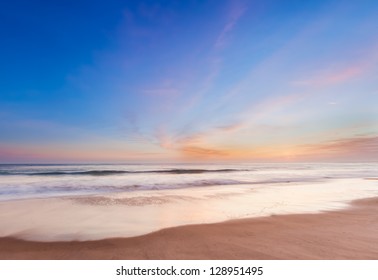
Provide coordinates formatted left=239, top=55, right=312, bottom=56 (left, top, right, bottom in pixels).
left=2, top=162, right=377, bottom=201
left=0, top=178, right=377, bottom=241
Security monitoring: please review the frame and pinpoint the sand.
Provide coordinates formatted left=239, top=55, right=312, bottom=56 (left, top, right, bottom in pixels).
left=0, top=197, right=377, bottom=260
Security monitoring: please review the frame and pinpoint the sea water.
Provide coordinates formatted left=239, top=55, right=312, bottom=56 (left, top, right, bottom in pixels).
left=0, top=163, right=377, bottom=241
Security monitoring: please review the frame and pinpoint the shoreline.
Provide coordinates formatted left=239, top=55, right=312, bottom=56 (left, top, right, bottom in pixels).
left=1, top=197, right=378, bottom=259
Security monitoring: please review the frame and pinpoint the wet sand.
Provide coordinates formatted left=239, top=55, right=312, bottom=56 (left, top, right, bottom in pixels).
left=0, top=197, right=377, bottom=260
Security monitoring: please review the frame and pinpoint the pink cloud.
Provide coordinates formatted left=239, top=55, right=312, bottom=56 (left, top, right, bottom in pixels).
left=0, top=144, right=74, bottom=163
left=180, top=146, right=228, bottom=158
left=293, top=65, right=366, bottom=87
left=302, top=135, right=378, bottom=160
left=154, top=124, right=231, bottom=158
left=293, top=44, right=378, bottom=87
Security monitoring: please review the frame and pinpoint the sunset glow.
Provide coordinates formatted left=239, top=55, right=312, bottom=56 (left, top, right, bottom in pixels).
left=1, top=0, right=377, bottom=163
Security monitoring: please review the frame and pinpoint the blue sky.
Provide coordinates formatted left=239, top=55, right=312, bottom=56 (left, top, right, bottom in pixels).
left=1, top=0, right=377, bottom=163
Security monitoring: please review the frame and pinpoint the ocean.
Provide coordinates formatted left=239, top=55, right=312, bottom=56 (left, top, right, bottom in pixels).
left=0, top=163, right=377, bottom=241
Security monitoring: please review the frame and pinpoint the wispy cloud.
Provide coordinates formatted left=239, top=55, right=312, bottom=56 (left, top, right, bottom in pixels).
left=292, top=43, right=378, bottom=87
left=153, top=90, right=309, bottom=158
left=216, top=122, right=245, bottom=132
left=180, top=57, right=222, bottom=113
left=214, top=1, right=247, bottom=49
left=180, top=146, right=228, bottom=158
left=312, top=136, right=378, bottom=152
left=180, top=2, right=248, bottom=114
left=292, top=63, right=367, bottom=87
left=154, top=125, right=230, bottom=159
left=302, top=135, right=378, bottom=160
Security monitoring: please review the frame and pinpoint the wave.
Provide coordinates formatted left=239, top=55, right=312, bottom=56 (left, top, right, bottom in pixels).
left=0, top=176, right=326, bottom=201
left=1, top=168, right=248, bottom=176
left=0, top=179, right=250, bottom=200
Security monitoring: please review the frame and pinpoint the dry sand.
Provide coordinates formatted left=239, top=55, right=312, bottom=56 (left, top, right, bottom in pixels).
left=0, top=197, right=377, bottom=260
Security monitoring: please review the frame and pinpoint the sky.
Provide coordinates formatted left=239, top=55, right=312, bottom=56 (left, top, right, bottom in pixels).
left=0, top=0, right=377, bottom=163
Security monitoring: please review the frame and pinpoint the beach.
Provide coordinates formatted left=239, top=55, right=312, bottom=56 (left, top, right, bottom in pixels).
left=1, top=197, right=377, bottom=260
left=0, top=163, right=377, bottom=259
left=2, top=0, right=378, bottom=267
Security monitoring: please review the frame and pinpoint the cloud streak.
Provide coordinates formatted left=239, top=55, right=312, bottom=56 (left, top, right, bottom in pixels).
left=310, top=136, right=378, bottom=153
left=214, top=1, right=247, bottom=49
left=292, top=63, right=369, bottom=87
left=293, top=42, right=378, bottom=87
left=180, top=146, right=228, bottom=158
left=300, top=135, right=378, bottom=161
